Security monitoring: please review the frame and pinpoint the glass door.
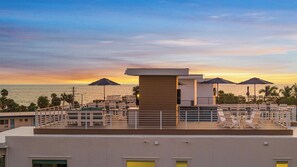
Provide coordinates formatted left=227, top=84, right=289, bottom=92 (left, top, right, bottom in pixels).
left=10, top=119, right=14, bottom=129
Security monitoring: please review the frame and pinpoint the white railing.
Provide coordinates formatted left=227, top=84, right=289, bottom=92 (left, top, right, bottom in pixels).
left=37, top=105, right=72, bottom=111
left=35, top=110, right=66, bottom=127
left=271, top=111, right=291, bottom=128
left=35, top=108, right=292, bottom=130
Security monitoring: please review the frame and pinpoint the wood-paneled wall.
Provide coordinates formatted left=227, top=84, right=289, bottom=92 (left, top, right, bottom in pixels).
left=139, top=76, right=178, bottom=126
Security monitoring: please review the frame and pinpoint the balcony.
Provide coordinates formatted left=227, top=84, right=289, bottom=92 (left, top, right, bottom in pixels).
left=33, top=104, right=295, bottom=135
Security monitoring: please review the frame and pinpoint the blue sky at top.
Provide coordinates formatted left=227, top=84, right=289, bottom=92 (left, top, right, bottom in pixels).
left=0, top=0, right=297, bottom=84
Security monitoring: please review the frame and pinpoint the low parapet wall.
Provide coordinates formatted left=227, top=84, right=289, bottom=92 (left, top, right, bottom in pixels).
left=34, top=128, right=293, bottom=135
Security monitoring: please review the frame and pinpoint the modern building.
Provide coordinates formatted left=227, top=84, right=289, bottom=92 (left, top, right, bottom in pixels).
left=0, top=68, right=295, bottom=167
left=0, top=112, right=35, bottom=132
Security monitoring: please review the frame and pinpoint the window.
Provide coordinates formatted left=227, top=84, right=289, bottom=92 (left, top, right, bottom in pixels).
left=0, top=155, right=5, bottom=167
left=126, top=160, right=155, bottom=167
left=25, top=119, right=28, bottom=122
left=32, top=160, right=67, bottom=167
left=0, top=120, right=8, bottom=125
left=276, top=161, right=289, bottom=167
left=19, top=119, right=23, bottom=122
left=176, top=161, right=188, bottom=167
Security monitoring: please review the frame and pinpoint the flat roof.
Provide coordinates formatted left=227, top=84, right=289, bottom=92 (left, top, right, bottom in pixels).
left=0, top=126, right=34, bottom=144
left=0, top=112, right=35, bottom=118
left=0, top=127, right=296, bottom=145
left=125, top=68, right=189, bottom=76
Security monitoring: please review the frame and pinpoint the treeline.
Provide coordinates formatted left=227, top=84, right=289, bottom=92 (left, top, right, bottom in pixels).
left=0, top=89, right=79, bottom=112
left=218, top=84, right=297, bottom=105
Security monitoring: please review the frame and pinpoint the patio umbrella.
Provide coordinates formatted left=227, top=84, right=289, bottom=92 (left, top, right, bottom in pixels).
left=178, top=81, right=186, bottom=86
left=238, top=77, right=273, bottom=101
left=89, top=78, right=120, bottom=100
left=201, top=77, right=235, bottom=97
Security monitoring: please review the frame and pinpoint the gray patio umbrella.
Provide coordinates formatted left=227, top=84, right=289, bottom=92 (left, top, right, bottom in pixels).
left=202, top=77, right=235, bottom=96
left=178, top=81, right=186, bottom=86
left=89, top=78, right=120, bottom=100
left=238, top=77, right=273, bottom=101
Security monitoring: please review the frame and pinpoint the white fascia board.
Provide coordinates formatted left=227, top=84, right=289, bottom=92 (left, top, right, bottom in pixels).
left=179, top=74, right=204, bottom=80
left=125, top=68, right=189, bottom=76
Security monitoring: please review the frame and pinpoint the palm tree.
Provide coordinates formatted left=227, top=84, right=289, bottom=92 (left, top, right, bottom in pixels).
left=1, top=89, right=8, bottom=97
left=0, top=89, right=8, bottom=110
left=61, top=93, right=74, bottom=107
left=259, top=86, right=278, bottom=102
left=279, top=86, right=292, bottom=98
left=37, top=96, right=50, bottom=108
left=60, top=93, right=67, bottom=107
left=0, top=97, right=5, bottom=110
left=51, top=93, right=61, bottom=106
left=292, top=83, right=297, bottom=98
left=132, top=86, right=139, bottom=95
left=65, top=94, right=74, bottom=106
left=259, top=85, right=279, bottom=97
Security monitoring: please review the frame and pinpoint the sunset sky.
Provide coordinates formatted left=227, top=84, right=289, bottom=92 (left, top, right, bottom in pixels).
left=0, top=0, right=297, bottom=84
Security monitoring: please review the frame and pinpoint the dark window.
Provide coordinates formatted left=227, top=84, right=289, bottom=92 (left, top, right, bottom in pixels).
left=177, top=89, right=181, bottom=104
left=25, top=119, right=28, bottom=122
left=0, top=155, right=5, bottom=167
left=32, top=160, right=67, bottom=167
left=0, top=120, right=8, bottom=125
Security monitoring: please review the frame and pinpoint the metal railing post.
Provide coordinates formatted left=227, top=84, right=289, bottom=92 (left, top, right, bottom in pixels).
left=292, top=106, right=297, bottom=122
left=49, top=110, right=52, bottom=125
left=44, top=111, right=47, bottom=126
left=85, top=111, right=88, bottom=129
left=134, top=110, right=137, bottom=129
left=185, top=110, right=188, bottom=129
left=110, top=110, right=112, bottom=128
left=53, top=111, right=56, bottom=124
left=198, top=108, right=200, bottom=122
left=286, top=112, right=291, bottom=129
left=160, top=111, right=162, bottom=130
left=35, top=110, right=39, bottom=127
left=210, top=109, right=213, bottom=122
left=40, top=111, right=42, bottom=127
left=59, top=110, right=62, bottom=122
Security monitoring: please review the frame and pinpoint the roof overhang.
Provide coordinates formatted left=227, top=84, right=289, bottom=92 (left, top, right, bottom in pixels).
left=125, top=68, right=189, bottom=76
left=179, top=74, right=204, bottom=80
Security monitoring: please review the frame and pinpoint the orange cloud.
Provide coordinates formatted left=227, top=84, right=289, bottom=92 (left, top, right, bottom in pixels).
left=0, top=66, right=295, bottom=85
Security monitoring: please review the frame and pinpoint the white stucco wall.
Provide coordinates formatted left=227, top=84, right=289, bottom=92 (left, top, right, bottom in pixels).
left=5, top=134, right=297, bottom=167
left=197, top=84, right=216, bottom=105
left=179, top=79, right=197, bottom=106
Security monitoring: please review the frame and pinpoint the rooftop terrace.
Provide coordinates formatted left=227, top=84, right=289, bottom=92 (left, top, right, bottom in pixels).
left=33, top=105, right=295, bottom=135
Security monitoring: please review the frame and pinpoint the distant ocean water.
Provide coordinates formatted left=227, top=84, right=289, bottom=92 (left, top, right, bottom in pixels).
left=0, top=84, right=293, bottom=106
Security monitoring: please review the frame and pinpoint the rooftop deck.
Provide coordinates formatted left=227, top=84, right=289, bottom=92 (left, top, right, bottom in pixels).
left=33, top=108, right=294, bottom=135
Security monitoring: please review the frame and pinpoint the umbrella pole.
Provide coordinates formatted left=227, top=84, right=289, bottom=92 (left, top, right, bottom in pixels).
left=254, top=84, right=256, bottom=102
left=217, top=83, right=219, bottom=104
left=104, top=85, right=106, bottom=100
